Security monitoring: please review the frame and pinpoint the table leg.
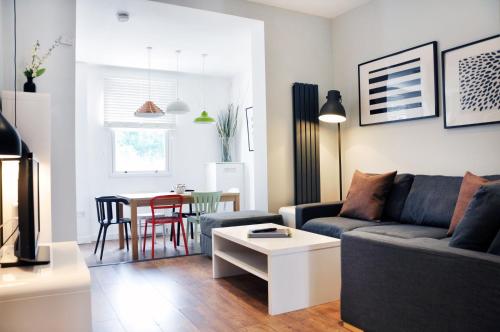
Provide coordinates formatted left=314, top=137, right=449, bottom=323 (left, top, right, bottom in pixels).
left=234, top=195, right=240, bottom=211
left=118, top=204, right=124, bottom=249
left=130, top=202, right=139, bottom=260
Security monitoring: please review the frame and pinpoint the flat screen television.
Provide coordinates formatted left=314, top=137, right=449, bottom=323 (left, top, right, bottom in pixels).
left=11, top=153, right=49, bottom=265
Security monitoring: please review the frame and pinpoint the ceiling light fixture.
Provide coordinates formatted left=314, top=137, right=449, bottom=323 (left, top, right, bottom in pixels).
left=194, top=54, right=215, bottom=124
left=116, top=11, right=130, bottom=23
left=166, top=50, right=190, bottom=114
left=135, top=47, right=165, bottom=118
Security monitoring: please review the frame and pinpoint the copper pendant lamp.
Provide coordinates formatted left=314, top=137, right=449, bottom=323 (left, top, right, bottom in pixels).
left=135, top=46, right=165, bottom=118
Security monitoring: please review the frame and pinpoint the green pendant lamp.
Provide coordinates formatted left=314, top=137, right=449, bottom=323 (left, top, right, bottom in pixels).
left=194, top=54, right=215, bottom=124
left=194, top=110, right=215, bottom=124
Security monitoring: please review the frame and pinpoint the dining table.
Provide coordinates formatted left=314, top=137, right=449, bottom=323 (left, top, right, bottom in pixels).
left=116, top=192, right=241, bottom=260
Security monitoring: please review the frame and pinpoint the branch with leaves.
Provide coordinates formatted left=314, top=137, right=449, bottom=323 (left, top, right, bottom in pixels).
left=24, top=36, right=62, bottom=79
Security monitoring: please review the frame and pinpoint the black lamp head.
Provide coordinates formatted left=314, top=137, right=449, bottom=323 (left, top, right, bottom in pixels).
left=0, top=111, right=22, bottom=159
left=319, top=90, right=347, bottom=123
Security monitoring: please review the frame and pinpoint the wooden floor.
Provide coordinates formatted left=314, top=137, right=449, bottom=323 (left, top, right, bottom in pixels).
left=91, top=255, right=348, bottom=332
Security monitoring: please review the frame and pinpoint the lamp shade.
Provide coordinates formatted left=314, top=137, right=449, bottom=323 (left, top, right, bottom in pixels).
left=194, top=110, right=215, bottom=124
left=166, top=99, right=190, bottom=114
left=134, top=100, right=165, bottom=117
left=319, top=90, right=347, bottom=123
left=0, top=112, right=22, bottom=159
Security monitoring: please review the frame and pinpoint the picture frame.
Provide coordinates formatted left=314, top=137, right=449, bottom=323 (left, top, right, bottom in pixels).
left=358, top=41, right=439, bottom=126
left=245, top=107, right=255, bottom=152
left=442, top=34, right=500, bottom=129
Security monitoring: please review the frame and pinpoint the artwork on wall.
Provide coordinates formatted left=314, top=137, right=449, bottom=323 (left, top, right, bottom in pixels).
left=358, top=41, right=438, bottom=126
left=442, top=34, right=500, bottom=129
left=245, top=107, right=255, bottom=151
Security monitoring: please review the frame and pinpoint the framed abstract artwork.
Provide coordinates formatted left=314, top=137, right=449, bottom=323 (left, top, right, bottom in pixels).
left=442, top=34, right=500, bottom=129
left=358, top=41, right=438, bottom=126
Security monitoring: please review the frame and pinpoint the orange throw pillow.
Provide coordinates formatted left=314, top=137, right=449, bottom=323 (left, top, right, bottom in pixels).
left=448, top=171, right=489, bottom=236
left=339, top=170, right=397, bottom=221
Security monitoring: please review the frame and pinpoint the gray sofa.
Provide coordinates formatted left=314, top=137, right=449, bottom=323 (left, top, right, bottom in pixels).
left=295, top=174, right=500, bottom=332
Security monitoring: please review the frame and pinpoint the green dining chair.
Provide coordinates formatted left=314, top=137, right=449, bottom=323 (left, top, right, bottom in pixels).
left=187, top=191, right=221, bottom=242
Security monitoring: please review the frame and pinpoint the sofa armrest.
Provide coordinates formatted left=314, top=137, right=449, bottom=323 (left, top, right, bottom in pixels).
left=295, top=201, right=343, bottom=229
left=341, top=231, right=500, bottom=332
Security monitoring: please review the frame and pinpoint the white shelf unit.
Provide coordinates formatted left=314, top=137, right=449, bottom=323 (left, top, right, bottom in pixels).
left=205, top=162, right=244, bottom=210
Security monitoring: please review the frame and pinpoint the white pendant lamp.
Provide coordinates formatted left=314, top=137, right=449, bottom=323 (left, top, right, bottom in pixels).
left=135, top=46, right=165, bottom=118
left=166, top=50, right=190, bottom=114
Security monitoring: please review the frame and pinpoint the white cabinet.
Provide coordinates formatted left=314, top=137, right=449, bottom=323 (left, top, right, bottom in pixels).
left=0, top=242, right=92, bottom=332
left=206, top=162, right=244, bottom=210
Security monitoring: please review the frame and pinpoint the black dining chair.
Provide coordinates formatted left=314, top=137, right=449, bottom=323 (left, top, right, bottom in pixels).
left=94, top=196, right=131, bottom=261
left=171, top=189, right=196, bottom=243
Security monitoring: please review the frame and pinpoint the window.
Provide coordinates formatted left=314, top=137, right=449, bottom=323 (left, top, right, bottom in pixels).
left=104, top=75, right=177, bottom=175
left=112, top=128, right=170, bottom=175
left=103, top=76, right=176, bottom=129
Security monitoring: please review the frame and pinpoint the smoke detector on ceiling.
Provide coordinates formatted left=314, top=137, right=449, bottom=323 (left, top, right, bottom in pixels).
left=117, top=11, right=130, bottom=22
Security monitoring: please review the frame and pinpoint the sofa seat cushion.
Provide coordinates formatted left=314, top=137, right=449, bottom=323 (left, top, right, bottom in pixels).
left=356, top=224, right=448, bottom=239
left=200, top=210, right=283, bottom=237
left=302, top=216, right=396, bottom=239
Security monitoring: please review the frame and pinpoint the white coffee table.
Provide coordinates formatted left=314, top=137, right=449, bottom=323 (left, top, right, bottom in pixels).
left=212, top=223, right=341, bottom=315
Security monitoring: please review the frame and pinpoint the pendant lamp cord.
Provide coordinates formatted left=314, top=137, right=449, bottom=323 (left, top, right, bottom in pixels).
left=202, top=54, right=207, bottom=111
left=175, top=50, right=180, bottom=100
left=147, top=46, right=151, bottom=101
left=14, top=0, right=17, bottom=127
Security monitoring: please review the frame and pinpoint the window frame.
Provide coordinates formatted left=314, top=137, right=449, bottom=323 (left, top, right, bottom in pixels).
left=110, top=127, right=173, bottom=177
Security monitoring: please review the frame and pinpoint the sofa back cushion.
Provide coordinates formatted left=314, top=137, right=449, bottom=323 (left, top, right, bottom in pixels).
left=400, top=175, right=463, bottom=228
left=382, top=174, right=415, bottom=221
left=450, top=181, right=500, bottom=252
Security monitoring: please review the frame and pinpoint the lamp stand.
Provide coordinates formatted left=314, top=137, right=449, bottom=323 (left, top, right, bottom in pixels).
left=338, top=123, right=343, bottom=200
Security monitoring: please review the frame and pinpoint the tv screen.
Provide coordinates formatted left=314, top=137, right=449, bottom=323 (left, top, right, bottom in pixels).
left=15, top=153, right=40, bottom=261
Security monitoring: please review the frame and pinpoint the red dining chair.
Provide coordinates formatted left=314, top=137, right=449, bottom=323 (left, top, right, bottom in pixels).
left=143, top=195, right=189, bottom=258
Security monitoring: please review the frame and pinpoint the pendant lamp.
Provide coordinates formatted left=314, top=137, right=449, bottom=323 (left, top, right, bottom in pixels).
left=1, top=0, right=21, bottom=159
left=135, top=47, right=165, bottom=118
left=166, top=50, right=189, bottom=114
left=194, top=54, right=215, bottom=124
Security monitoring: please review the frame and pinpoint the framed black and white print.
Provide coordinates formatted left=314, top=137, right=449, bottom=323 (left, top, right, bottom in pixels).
left=245, top=107, right=255, bottom=151
left=358, top=41, right=438, bottom=126
left=442, top=34, right=500, bottom=129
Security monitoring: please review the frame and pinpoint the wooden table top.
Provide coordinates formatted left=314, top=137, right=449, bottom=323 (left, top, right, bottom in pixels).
left=117, top=192, right=239, bottom=201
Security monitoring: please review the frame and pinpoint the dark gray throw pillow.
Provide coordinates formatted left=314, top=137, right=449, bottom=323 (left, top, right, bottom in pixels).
left=488, top=231, right=500, bottom=255
left=449, top=182, right=500, bottom=252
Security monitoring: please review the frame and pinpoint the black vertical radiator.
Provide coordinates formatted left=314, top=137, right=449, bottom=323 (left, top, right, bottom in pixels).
left=292, top=83, right=321, bottom=205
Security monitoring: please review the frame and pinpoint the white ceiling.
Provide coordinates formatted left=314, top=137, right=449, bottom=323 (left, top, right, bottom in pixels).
left=76, top=0, right=258, bottom=76
left=247, top=0, right=371, bottom=18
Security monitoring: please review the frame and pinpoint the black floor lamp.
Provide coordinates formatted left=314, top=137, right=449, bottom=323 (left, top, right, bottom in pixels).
left=319, top=90, right=347, bottom=199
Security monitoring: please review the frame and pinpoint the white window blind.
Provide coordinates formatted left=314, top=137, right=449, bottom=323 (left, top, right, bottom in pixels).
left=104, top=76, right=177, bottom=129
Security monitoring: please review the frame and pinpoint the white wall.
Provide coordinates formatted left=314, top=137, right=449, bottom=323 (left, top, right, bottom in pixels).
left=1, top=0, right=76, bottom=242
left=154, top=0, right=338, bottom=210
left=231, top=70, right=255, bottom=209
left=75, top=63, right=234, bottom=242
left=331, top=0, right=500, bottom=193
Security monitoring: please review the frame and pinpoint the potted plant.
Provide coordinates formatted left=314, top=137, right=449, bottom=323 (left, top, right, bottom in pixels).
left=216, top=104, right=239, bottom=162
left=23, top=37, right=61, bottom=92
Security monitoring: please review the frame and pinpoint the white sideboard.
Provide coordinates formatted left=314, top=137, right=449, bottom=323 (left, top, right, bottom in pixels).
left=206, top=162, right=245, bottom=210
left=0, top=242, right=91, bottom=332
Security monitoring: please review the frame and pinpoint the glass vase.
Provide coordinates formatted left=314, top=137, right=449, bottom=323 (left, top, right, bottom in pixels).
left=220, top=136, right=233, bottom=162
